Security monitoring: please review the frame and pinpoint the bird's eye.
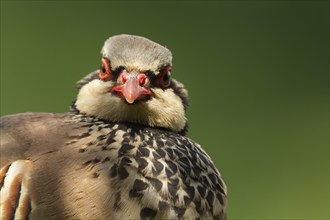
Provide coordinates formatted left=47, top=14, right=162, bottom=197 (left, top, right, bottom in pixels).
left=157, top=66, right=172, bottom=88
left=99, top=58, right=112, bottom=81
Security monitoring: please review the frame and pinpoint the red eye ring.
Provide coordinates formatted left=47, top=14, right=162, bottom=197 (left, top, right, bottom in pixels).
left=157, top=66, right=172, bottom=88
left=99, top=58, right=112, bottom=80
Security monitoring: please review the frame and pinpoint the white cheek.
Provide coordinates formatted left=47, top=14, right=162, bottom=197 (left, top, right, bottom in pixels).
left=75, top=79, right=187, bottom=133
left=75, top=80, right=119, bottom=119
left=147, top=88, right=186, bottom=132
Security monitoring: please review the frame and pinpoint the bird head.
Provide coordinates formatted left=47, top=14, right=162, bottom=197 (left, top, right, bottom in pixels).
left=74, top=34, right=189, bottom=134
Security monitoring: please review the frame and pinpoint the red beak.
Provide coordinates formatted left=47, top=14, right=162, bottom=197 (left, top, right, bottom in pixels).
left=112, top=72, right=152, bottom=104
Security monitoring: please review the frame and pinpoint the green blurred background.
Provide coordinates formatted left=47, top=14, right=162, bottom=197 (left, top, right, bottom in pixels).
left=1, top=1, right=329, bottom=219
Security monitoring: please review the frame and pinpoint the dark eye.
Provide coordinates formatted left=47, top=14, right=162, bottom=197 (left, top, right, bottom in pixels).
left=99, top=58, right=112, bottom=80
left=157, top=66, right=172, bottom=88
left=101, top=64, right=106, bottom=74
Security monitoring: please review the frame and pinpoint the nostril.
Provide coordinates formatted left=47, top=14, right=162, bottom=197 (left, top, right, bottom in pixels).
left=122, top=75, right=128, bottom=83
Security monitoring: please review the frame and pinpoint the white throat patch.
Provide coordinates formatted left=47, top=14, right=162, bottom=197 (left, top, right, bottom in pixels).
left=75, top=79, right=186, bottom=133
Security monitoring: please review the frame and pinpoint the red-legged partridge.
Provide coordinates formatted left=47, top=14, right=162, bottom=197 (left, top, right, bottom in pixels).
left=0, top=34, right=227, bottom=220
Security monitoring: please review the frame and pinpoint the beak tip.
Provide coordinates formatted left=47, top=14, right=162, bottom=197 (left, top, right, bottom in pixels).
left=125, top=97, right=135, bottom=104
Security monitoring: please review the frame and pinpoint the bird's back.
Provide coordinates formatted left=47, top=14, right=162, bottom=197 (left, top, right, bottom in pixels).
left=0, top=112, right=227, bottom=219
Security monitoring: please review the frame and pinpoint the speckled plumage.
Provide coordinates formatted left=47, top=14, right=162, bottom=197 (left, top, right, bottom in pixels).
left=0, top=34, right=227, bottom=219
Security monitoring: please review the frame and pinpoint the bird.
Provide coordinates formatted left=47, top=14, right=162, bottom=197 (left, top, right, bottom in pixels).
left=0, top=34, right=227, bottom=219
